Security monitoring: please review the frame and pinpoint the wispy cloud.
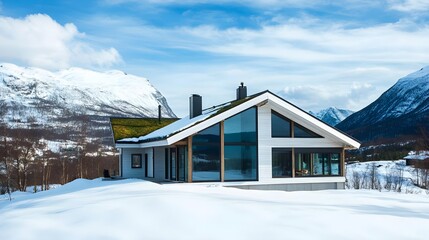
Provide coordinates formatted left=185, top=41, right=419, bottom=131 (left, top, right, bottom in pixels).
left=94, top=15, right=429, bottom=65
left=0, top=14, right=121, bottom=70
left=166, top=21, right=429, bottom=65
left=389, top=0, right=429, bottom=12
left=83, top=13, right=429, bottom=115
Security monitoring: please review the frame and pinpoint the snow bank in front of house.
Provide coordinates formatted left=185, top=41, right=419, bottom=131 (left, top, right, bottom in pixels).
left=1, top=178, right=429, bottom=240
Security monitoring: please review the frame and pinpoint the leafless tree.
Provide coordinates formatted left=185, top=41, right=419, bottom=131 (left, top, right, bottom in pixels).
left=75, top=115, right=89, bottom=179
left=393, top=164, right=404, bottom=192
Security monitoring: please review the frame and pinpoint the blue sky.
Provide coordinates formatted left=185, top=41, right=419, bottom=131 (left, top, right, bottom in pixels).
left=1, top=0, right=429, bottom=116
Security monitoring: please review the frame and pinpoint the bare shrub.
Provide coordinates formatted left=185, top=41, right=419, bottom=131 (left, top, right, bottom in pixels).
left=393, top=164, right=404, bottom=192
left=351, top=170, right=361, bottom=189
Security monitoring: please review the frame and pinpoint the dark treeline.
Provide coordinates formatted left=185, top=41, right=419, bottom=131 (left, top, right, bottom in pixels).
left=0, top=115, right=118, bottom=195
left=346, top=126, right=429, bottom=162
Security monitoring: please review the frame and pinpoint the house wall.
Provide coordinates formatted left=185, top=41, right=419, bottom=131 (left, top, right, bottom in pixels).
left=121, top=147, right=167, bottom=182
left=256, top=103, right=345, bottom=185
left=118, top=102, right=349, bottom=190
left=154, top=147, right=168, bottom=181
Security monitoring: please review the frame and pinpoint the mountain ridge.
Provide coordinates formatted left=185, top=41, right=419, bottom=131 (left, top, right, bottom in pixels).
left=337, top=66, right=429, bottom=142
left=0, top=63, right=176, bottom=130
left=0, top=63, right=177, bottom=152
left=310, top=107, right=354, bottom=126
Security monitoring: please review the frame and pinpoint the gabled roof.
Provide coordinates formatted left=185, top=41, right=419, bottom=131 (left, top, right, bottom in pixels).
left=116, top=91, right=361, bottom=149
left=116, top=91, right=263, bottom=144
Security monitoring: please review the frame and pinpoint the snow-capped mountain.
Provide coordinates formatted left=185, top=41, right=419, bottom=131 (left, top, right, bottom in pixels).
left=310, top=107, right=354, bottom=126
left=337, top=66, right=429, bottom=142
left=0, top=63, right=176, bottom=130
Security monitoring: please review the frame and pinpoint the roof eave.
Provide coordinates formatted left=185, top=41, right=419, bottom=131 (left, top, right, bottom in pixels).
left=115, top=139, right=169, bottom=148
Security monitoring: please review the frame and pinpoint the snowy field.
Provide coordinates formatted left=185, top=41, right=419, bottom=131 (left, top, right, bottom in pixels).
left=346, top=160, right=427, bottom=193
left=1, top=178, right=429, bottom=240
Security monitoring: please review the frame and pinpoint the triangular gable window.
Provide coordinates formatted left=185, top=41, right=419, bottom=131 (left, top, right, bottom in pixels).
left=294, top=123, right=322, bottom=138
left=271, top=110, right=291, bottom=138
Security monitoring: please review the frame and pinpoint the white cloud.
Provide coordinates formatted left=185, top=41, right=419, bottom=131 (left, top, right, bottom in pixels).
left=79, top=13, right=429, bottom=115
left=101, top=16, right=428, bottom=115
left=170, top=21, right=429, bottom=65
left=0, top=14, right=121, bottom=70
left=280, top=82, right=374, bottom=112
left=389, top=0, right=429, bottom=12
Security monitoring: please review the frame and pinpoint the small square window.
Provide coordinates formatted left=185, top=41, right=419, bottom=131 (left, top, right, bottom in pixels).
left=131, top=154, right=142, bottom=168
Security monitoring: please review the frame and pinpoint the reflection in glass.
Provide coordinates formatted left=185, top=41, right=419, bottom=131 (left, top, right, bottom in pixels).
left=295, top=153, right=311, bottom=176
left=272, top=149, right=292, bottom=178
left=192, top=145, right=220, bottom=181
left=331, top=153, right=340, bottom=175
left=224, top=107, right=258, bottom=181
left=295, top=150, right=341, bottom=177
left=178, top=146, right=188, bottom=182
left=294, top=123, right=322, bottom=138
left=225, top=145, right=257, bottom=181
left=192, top=124, right=221, bottom=181
left=224, top=108, right=257, bottom=143
left=192, top=124, right=220, bottom=143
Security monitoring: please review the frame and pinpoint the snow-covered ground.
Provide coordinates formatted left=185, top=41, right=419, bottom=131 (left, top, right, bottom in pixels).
left=1, top=178, right=428, bottom=240
left=346, top=160, right=427, bottom=193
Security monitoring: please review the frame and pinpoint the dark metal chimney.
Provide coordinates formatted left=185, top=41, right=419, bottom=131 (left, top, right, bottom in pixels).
left=158, top=105, right=161, bottom=123
left=236, top=82, right=247, bottom=100
left=189, top=94, right=202, bottom=118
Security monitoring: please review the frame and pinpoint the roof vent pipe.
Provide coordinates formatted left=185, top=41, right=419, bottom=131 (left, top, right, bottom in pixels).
left=236, top=82, right=247, bottom=100
left=189, top=94, right=202, bottom=119
left=158, top=105, right=162, bottom=123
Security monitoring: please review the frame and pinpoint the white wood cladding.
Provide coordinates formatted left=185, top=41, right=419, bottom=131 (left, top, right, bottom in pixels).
left=257, top=103, right=344, bottom=181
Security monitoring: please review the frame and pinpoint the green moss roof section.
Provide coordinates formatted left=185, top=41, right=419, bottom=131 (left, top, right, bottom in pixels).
left=110, top=118, right=178, bottom=141
left=206, top=90, right=267, bottom=120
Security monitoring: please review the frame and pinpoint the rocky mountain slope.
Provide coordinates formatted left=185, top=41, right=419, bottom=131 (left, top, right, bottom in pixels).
left=310, top=107, right=354, bottom=126
left=0, top=63, right=176, bottom=146
left=337, top=66, right=429, bottom=142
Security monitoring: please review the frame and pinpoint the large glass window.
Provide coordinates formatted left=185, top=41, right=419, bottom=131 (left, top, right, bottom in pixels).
left=192, top=124, right=220, bottom=181
left=224, top=107, right=257, bottom=143
left=224, top=107, right=258, bottom=181
left=295, top=149, right=341, bottom=177
left=271, top=110, right=291, bottom=137
left=272, top=148, right=292, bottom=178
left=225, top=145, right=257, bottom=181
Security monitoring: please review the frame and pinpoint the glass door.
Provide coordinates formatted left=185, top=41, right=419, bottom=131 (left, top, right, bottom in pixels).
left=170, top=148, right=177, bottom=181
left=177, top=146, right=188, bottom=182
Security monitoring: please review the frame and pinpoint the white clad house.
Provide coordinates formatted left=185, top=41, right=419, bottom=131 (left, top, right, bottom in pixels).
left=110, top=84, right=360, bottom=191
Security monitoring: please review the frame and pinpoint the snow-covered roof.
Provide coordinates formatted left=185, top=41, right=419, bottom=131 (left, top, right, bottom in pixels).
left=116, top=91, right=361, bottom=149
left=117, top=108, right=219, bottom=143
left=116, top=95, right=246, bottom=143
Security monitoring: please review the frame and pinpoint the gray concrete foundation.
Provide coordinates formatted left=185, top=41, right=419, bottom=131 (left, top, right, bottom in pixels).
left=227, top=182, right=345, bottom=191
